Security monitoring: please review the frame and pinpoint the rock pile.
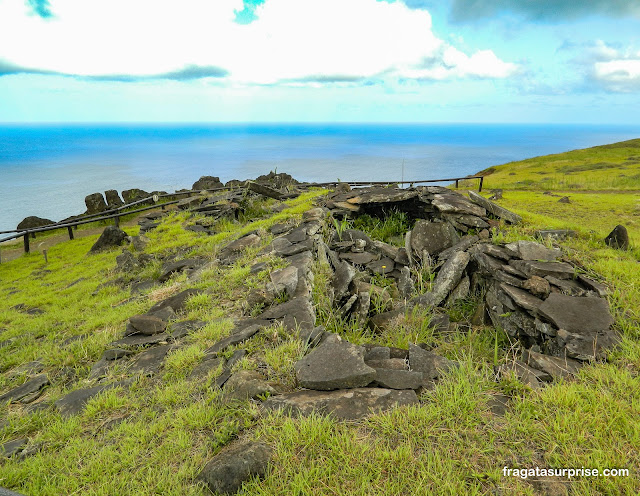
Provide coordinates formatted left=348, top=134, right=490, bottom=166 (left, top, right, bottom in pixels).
left=317, top=186, right=618, bottom=385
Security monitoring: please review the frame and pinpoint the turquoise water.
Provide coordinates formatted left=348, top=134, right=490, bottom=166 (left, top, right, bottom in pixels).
left=1, top=123, right=639, bottom=232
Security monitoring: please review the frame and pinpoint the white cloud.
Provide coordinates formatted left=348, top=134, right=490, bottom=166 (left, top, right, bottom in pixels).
left=0, top=0, right=518, bottom=84
left=576, top=41, right=640, bottom=92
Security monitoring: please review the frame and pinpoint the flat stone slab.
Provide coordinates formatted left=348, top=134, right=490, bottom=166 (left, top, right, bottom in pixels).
left=129, top=315, right=166, bottom=336
left=345, top=188, right=419, bottom=205
left=128, top=345, right=173, bottom=375
left=505, top=240, right=561, bottom=261
left=538, top=293, right=614, bottom=333
left=468, top=191, right=522, bottom=224
left=499, top=283, right=544, bottom=313
left=295, top=338, right=376, bottom=390
left=206, top=325, right=262, bottom=354
left=522, top=349, right=582, bottom=380
left=430, top=251, right=470, bottom=306
left=54, top=382, right=124, bottom=416
left=0, top=375, right=49, bottom=404
left=1, top=438, right=28, bottom=458
left=432, top=192, right=486, bottom=217
left=148, top=289, right=203, bottom=314
left=110, top=333, right=169, bottom=348
left=259, top=297, right=315, bottom=331
left=262, top=388, right=419, bottom=420
left=509, top=260, right=575, bottom=280
left=372, top=369, right=423, bottom=390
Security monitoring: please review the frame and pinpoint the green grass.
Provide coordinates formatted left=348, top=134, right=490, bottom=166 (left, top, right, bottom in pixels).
left=463, top=138, right=640, bottom=191
left=2, top=149, right=640, bottom=496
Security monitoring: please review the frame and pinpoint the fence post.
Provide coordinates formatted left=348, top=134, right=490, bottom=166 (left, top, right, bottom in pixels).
left=455, top=179, right=459, bottom=189
left=23, top=233, right=30, bottom=253
left=114, top=215, right=120, bottom=228
left=479, top=177, right=484, bottom=192
left=67, top=226, right=74, bottom=240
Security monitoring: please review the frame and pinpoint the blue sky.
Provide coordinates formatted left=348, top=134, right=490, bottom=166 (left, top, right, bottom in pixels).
left=0, top=0, right=639, bottom=123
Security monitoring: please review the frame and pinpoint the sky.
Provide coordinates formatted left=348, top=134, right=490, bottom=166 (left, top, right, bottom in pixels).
left=0, top=0, right=640, bottom=123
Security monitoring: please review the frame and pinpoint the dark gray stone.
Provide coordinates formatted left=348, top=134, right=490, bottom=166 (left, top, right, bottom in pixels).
left=544, top=276, right=586, bottom=296
left=538, top=294, right=613, bottom=333
left=104, top=189, right=124, bottom=207
left=366, top=258, right=395, bottom=275
left=497, top=361, right=545, bottom=388
left=122, top=188, right=150, bottom=203
left=295, top=338, right=376, bottom=390
left=521, top=349, right=582, bottom=380
left=429, top=250, right=470, bottom=306
left=270, top=266, right=299, bottom=297
left=364, top=346, right=391, bottom=362
left=398, top=266, right=415, bottom=299
left=467, top=191, right=522, bottom=224
left=215, top=350, right=247, bottom=388
left=147, top=289, right=202, bottom=314
left=499, top=283, right=544, bottom=313
left=339, top=252, right=378, bottom=265
left=17, top=216, right=54, bottom=230
left=168, top=320, right=206, bottom=340
left=576, top=275, right=608, bottom=297
left=128, top=345, right=173, bottom=375
left=192, top=176, right=224, bottom=190
left=505, top=241, right=561, bottom=261
left=408, top=344, right=455, bottom=383
left=190, top=355, right=225, bottom=379
left=90, top=226, right=129, bottom=253
left=0, top=375, right=49, bottom=404
left=477, top=243, right=517, bottom=261
left=372, top=369, right=423, bottom=389
left=556, top=329, right=620, bottom=361
left=220, top=233, right=261, bottom=259
left=198, top=440, right=272, bottom=495
left=487, top=394, right=510, bottom=417
left=1, top=438, right=28, bottom=459
left=509, top=260, right=574, bottom=280
left=55, top=384, right=115, bottom=416
left=259, top=297, right=315, bottom=331
left=432, top=192, right=486, bottom=217
left=158, top=258, right=203, bottom=283
left=103, top=348, right=132, bottom=360
left=129, top=315, right=166, bottom=336
left=604, top=225, right=629, bottom=250
left=438, top=235, right=479, bottom=261
left=262, top=388, right=418, bottom=420
left=331, top=261, right=356, bottom=302
left=206, top=325, right=262, bottom=354
left=110, top=333, right=170, bottom=348
left=224, top=370, right=275, bottom=401
left=85, top=192, right=108, bottom=214
left=411, top=220, right=460, bottom=258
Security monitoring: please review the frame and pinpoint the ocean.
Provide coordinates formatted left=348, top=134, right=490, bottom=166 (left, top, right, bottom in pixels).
left=1, top=123, right=639, bottom=233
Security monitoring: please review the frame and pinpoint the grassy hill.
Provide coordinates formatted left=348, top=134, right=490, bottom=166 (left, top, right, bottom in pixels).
left=475, top=138, right=640, bottom=191
left=1, top=144, right=640, bottom=495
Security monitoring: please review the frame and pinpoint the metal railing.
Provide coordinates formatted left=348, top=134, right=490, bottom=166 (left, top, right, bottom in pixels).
left=0, top=174, right=485, bottom=260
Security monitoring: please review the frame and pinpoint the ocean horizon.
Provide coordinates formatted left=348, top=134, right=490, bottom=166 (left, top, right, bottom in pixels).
left=1, top=122, right=640, bottom=233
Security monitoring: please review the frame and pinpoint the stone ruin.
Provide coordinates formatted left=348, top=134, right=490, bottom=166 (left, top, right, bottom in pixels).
left=2, top=180, right=622, bottom=492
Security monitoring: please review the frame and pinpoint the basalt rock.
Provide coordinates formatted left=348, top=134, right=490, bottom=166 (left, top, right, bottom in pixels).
left=17, top=216, right=54, bottom=230
left=85, top=192, right=108, bottom=214
left=90, top=226, right=129, bottom=253
left=604, top=225, right=629, bottom=250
